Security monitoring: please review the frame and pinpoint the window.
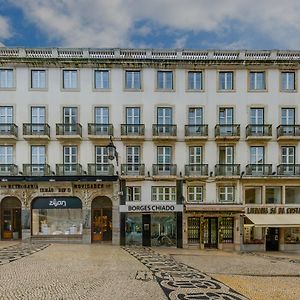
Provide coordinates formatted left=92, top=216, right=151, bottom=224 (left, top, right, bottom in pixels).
left=189, top=146, right=202, bottom=164
left=187, top=71, right=203, bottom=90
left=218, top=186, right=234, bottom=203
left=94, top=70, right=109, bottom=89
left=31, top=107, right=46, bottom=124
left=284, top=228, right=300, bottom=244
left=31, top=70, right=46, bottom=89
left=187, top=186, right=203, bottom=203
left=219, top=107, right=234, bottom=135
left=63, top=107, right=77, bottom=124
left=265, top=187, right=281, bottom=204
left=126, top=146, right=140, bottom=165
left=221, top=217, right=234, bottom=243
left=249, top=71, right=266, bottom=90
left=285, top=187, right=300, bottom=204
left=157, top=71, right=173, bottom=90
left=219, top=146, right=234, bottom=164
left=157, top=146, right=172, bottom=165
left=125, top=71, right=141, bottom=89
left=281, top=108, right=295, bottom=125
left=0, top=146, right=13, bottom=164
left=188, top=107, right=203, bottom=125
left=152, top=186, right=176, bottom=201
left=0, top=69, right=14, bottom=89
left=126, top=107, right=140, bottom=124
left=281, top=72, right=295, bottom=91
left=63, top=70, right=78, bottom=89
left=95, top=107, right=109, bottom=124
left=243, top=218, right=264, bottom=244
left=250, top=146, right=264, bottom=164
left=31, top=146, right=46, bottom=174
left=126, top=187, right=141, bottom=202
left=245, top=187, right=262, bottom=204
left=281, top=146, right=295, bottom=164
left=250, top=108, right=264, bottom=125
left=0, top=106, right=13, bottom=124
left=157, top=107, right=172, bottom=124
left=95, top=146, right=108, bottom=164
left=219, top=71, right=233, bottom=90
left=63, top=146, right=78, bottom=174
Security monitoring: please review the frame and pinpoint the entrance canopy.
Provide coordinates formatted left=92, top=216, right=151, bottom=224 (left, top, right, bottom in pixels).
left=245, top=214, right=300, bottom=227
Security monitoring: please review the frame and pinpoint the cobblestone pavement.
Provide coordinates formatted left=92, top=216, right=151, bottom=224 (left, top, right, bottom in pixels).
left=124, top=247, right=248, bottom=300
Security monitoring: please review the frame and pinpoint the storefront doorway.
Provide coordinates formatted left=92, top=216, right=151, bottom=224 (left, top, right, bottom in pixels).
left=91, top=197, right=112, bottom=242
left=1, top=197, right=22, bottom=240
left=203, top=218, right=218, bottom=248
left=266, top=227, right=279, bottom=251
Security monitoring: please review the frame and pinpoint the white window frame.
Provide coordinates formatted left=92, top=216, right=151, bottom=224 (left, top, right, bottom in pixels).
left=95, top=107, right=109, bottom=124
left=62, top=69, right=79, bottom=90
left=0, top=106, right=13, bottom=124
left=0, top=69, right=14, bottom=89
left=219, top=71, right=234, bottom=90
left=152, top=186, right=176, bottom=201
left=0, top=146, right=13, bottom=164
left=281, top=71, right=296, bottom=91
left=31, top=69, right=47, bottom=89
left=187, top=71, right=203, bottom=91
left=249, top=71, right=266, bottom=91
left=94, top=70, right=110, bottom=90
left=187, top=186, right=203, bottom=203
left=157, top=70, right=173, bottom=90
left=126, top=186, right=141, bottom=202
left=125, top=70, right=141, bottom=90
left=218, top=186, right=235, bottom=203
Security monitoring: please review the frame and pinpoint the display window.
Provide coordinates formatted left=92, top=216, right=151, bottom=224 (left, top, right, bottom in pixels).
left=151, top=214, right=176, bottom=247
left=284, top=228, right=300, bottom=244
left=125, top=214, right=142, bottom=245
left=243, top=218, right=264, bottom=244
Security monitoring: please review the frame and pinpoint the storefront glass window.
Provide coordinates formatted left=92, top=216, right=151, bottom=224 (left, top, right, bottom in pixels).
left=284, top=228, right=300, bottom=244
left=243, top=218, right=264, bottom=244
left=32, top=209, right=83, bottom=235
left=151, top=214, right=176, bottom=247
left=125, top=214, right=142, bottom=245
left=265, top=187, right=282, bottom=204
left=245, top=187, right=262, bottom=204
left=220, top=217, right=234, bottom=243
left=285, top=187, right=300, bottom=204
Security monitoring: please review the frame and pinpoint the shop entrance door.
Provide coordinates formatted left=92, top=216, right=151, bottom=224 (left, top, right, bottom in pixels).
left=204, top=218, right=218, bottom=248
left=142, top=214, right=151, bottom=246
left=266, top=227, right=279, bottom=251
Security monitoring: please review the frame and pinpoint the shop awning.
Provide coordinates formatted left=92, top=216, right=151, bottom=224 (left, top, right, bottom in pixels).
left=245, top=214, right=300, bottom=227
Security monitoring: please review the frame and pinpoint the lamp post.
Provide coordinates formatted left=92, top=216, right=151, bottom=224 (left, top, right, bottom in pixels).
left=106, top=136, right=119, bottom=166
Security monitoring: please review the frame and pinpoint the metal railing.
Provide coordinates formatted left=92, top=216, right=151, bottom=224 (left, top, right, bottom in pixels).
left=23, top=164, right=51, bottom=176
left=246, top=125, right=272, bottom=137
left=277, top=164, right=300, bottom=176
left=121, top=164, right=145, bottom=176
left=152, top=164, right=177, bottom=176
left=215, top=164, right=240, bottom=176
left=185, top=125, right=208, bottom=137
left=152, top=124, right=177, bottom=136
left=56, top=164, right=83, bottom=175
left=277, top=125, right=300, bottom=137
left=0, top=124, right=18, bottom=137
left=185, top=164, right=208, bottom=176
left=215, top=124, right=240, bottom=137
left=0, top=164, right=18, bottom=175
left=88, top=123, right=113, bottom=136
left=245, top=164, right=272, bottom=176
left=23, top=123, right=50, bottom=136
left=87, top=163, right=114, bottom=176
left=121, top=124, right=145, bottom=136
left=56, top=124, right=82, bottom=136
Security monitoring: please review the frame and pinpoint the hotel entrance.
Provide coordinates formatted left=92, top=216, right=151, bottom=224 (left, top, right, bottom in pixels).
left=203, top=218, right=218, bottom=248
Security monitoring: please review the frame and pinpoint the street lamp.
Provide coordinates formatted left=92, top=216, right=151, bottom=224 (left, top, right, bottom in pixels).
left=106, top=136, right=119, bottom=166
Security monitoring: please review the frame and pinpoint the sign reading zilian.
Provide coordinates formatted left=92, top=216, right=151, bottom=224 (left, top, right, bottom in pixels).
left=246, top=207, right=300, bottom=214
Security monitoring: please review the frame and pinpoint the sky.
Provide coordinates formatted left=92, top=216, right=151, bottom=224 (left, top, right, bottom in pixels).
left=0, top=0, right=300, bottom=49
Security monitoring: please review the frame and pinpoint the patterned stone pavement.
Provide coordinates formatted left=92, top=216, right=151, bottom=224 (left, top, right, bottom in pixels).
left=124, top=247, right=249, bottom=300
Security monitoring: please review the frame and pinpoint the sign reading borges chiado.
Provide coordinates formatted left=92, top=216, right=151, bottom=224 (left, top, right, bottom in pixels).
left=120, top=204, right=183, bottom=213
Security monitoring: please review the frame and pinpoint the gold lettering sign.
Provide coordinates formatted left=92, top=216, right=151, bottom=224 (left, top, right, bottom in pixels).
left=246, top=207, right=300, bottom=214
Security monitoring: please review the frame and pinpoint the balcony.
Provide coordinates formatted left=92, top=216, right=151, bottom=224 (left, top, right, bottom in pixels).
left=152, top=124, right=177, bottom=140
left=121, top=124, right=145, bottom=140
left=215, top=124, right=240, bottom=141
left=88, top=124, right=113, bottom=140
left=185, top=164, right=209, bottom=177
left=245, top=164, right=272, bottom=176
left=277, top=125, right=300, bottom=141
left=215, top=164, right=240, bottom=176
left=152, top=164, right=177, bottom=178
left=56, top=164, right=83, bottom=176
left=246, top=125, right=272, bottom=141
left=56, top=124, right=82, bottom=140
left=121, top=164, right=145, bottom=177
left=0, top=123, right=18, bottom=141
left=277, top=164, right=300, bottom=176
left=23, top=164, right=51, bottom=176
left=0, top=164, right=18, bottom=176
left=185, top=125, right=208, bottom=141
left=87, top=163, right=114, bottom=176
left=23, top=123, right=50, bottom=141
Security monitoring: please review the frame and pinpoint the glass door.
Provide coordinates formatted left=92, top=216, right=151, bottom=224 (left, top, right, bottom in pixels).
left=219, top=107, right=233, bottom=135
left=92, top=208, right=112, bottom=242
left=31, top=107, right=45, bottom=133
left=250, top=108, right=264, bottom=134
left=31, top=146, right=46, bottom=175
left=157, top=107, right=172, bottom=134
left=203, top=218, right=218, bottom=248
left=95, top=107, right=109, bottom=134
left=63, top=107, right=77, bottom=134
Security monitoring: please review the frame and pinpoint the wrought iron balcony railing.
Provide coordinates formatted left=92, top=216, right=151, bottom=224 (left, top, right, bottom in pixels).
left=152, top=124, right=177, bottom=136
left=121, top=124, right=145, bottom=136
left=121, top=164, right=145, bottom=176
left=277, top=164, right=300, bottom=176
left=152, top=164, right=177, bottom=176
left=23, top=123, right=50, bottom=136
left=23, top=164, right=51, bottom=176
left=185, top=164, right=208, bottom=176
left=56, top=164, right=83, bottom=175
left=185, top=125, right=208, bottom=137
left=215, top=124, right=240, bottom=137
left=0, top=164, right=18, bottom=175
left=88, top=123, right=113, bottom=136
left=245, top=164, right=272, bottom=176
left=87, top=163, right=114, bottom=176
left=215, top=164, right=240, bottom=176
left=246, top=124, right=272, bottom=137
left=0, top=123, right=18, bottom=137
left=56, top=123, right=82, bottom=136
left=277, top=125, right=300, bottom=137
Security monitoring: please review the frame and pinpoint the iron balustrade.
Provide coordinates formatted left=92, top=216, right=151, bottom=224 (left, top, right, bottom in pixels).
left=23, top=123, right=50, bottom=136
left=56, top=123, right=82, bottom=136
left=185, top=164, right=208, bottom=176
left=0, top=123, right=18, bottom=137
left=215, top=124, right=240, bottom=137
left=152, top=124, right=177, bottom=136
left=56, top=164, right=83, bottom=175
left=245, top=164, right=272, bottom=176
left=88, top=123, right=113, bottom=136
left=277, top=125, right=300, bottom=137
left=215, top=164, right=240, bottom=176
left=121, top=124, right=145, bottom=136
left=152, top=164, right=177, bottom=176
left=185, top=125, right=208, bottom=137
left=246, top=124, right=272, bottom=137
left=121, top=164, right=145, bottom=176
left=88, top=163, right=114, bottom=176
left=23, top=164, right=51, bottom=176
left=277, top=164, right=300, bottom=176
left=0, top=164, right=18, bottom=175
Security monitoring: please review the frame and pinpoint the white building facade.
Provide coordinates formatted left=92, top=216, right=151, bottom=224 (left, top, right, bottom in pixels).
left=0, top=48, right=300, bottom=251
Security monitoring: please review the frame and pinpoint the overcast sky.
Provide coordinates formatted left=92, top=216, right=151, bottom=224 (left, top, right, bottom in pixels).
left=0, top=0, right=300, bottom=49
